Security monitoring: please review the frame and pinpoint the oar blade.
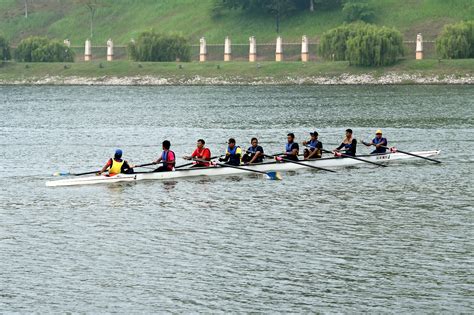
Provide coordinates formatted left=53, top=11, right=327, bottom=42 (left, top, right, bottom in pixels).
left=266, top=171, right=282, bottom=180
left=53, top=171, right=70, bottom=176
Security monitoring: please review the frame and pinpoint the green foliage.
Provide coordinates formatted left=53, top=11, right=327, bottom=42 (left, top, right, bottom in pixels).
left=436, top=20, right=474, bottom=59
left=319, top=23, right=404, bottom=66
left=342, top=0, right=374, bottom=23
left=15, top=36, right=74, bottom=62
left=346, top=24, right=404, bottom=66
left=319, top=23, right=358, bottom=61
left=128, top=31, right=191, bottom=62
left=0, top=34, right=11, bottom=61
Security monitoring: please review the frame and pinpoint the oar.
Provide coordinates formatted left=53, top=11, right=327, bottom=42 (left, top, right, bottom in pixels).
left=53, top=162, right=156, bottom=177
left=193, top=158, right=282, bottom=180
left=322, top=149, right=387, bottom=167
left=266, top=154, right=336, bottom=173
left=175, top=156, right=219, bottom=169
left=362, top=141, right=441, bottom=164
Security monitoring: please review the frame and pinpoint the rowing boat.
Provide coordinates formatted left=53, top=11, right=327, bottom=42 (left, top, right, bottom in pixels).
left=45, top=150, right=440, bottom=187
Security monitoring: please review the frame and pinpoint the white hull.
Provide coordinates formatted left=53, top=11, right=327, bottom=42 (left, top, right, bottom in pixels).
left=46, top=150, right=440, bottom=187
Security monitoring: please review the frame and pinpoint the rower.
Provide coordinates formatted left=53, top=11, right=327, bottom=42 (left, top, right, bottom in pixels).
left=153, top=140, right=176, bottom=172
left=183, top=139, right=212, bottom=167
left=97, top=149, right=134, bottom=175
left=219, top=138, right=242, bottom=166
left=335, top=129, right=357, bottom=156
left=302, top=131, right=323, bottom=159
left=242, top=137, right=264, bottom=164
left=281, top=133, right=299, bottom=161
left=364, top=129, right=388, bottom=154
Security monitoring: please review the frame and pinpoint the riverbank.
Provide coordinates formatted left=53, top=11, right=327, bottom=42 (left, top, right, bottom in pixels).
left=1, top=59, right=473, bottom=85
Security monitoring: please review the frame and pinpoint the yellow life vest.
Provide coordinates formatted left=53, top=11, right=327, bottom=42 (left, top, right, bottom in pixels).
left=109, top=159, right=124, bottom=175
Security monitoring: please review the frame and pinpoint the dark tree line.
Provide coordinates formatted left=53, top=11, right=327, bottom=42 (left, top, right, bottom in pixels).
left=216, top=0, right=342, bottom=32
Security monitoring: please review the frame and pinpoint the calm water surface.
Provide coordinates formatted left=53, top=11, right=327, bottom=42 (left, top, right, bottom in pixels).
left=0, top=85, right=473, bottom=313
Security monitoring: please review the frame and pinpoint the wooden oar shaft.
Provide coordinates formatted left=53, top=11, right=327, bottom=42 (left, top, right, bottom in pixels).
left=265, top=154, right=336, bottom=173
left=322, top=149, right=387, bottom=167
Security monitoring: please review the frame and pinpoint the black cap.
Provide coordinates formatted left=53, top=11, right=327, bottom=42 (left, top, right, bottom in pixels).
left=310, top=131, right=318, bottom=137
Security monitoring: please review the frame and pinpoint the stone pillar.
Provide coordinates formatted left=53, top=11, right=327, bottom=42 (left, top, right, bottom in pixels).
left=199, top=37, right=207, bottom=62
left=416, top=33, right=423, bottom=60
left=301, top=35, right=309, bottom=62
left=275, top=36, right=283, bottom=62
left=64, top=39, right=71, bottom=48
left=107, top=39, right=114, bottom=61
left=84, top=39, right=92, bottom=61
left=224, top=36, right=231, bottom=61
left=249, top=36, right=256, bottom=62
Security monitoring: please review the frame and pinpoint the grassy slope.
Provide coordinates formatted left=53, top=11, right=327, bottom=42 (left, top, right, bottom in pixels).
left=0, top=0, right=473, bottom=45
left=1, top=59, right=472, bottom=82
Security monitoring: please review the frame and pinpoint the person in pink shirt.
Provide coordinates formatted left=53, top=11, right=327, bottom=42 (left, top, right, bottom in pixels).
left=153, top=140, right=176, bottom=172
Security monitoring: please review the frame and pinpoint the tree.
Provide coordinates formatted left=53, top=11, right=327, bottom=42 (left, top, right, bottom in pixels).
left=24, top=0, right=28, bottom=18
left=15, top=36, right=74, bottom=62
left=436, top=20, right=474, bottom=59
left=0, top=35, right=11, bottom=61
left=75, top=0, right=106, bottom=39
left=128, top=31, right=191, bottom=62
left=342, top=0, right=374, bottom=23
left=319, top=23, right=404, bottom=66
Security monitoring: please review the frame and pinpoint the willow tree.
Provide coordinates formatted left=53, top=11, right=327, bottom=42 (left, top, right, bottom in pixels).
left=436, top=20, right=474, bottom=59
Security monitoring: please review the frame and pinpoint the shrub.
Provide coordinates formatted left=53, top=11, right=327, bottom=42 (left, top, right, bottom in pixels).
left=15, top=36, right=74, bottom=62
left=436, top=20, right=474, bottom=59
left=342, top=0, right=374, bottom=23
left=0, top=35, right=11, bottom=61
left=319, top=23, right=404, bottom=66
left=319, top=23, right=360, bottom=61
left=346, top=24, right=404, bottom=66
left=128, top=31, right=191, bottom=62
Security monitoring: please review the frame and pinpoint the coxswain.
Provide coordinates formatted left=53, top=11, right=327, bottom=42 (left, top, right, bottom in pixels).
left=280, top=133, right=299, bottom=161
left=183, top=139, right=212, bottom=167
left=97, top=149, right=134, bottom=175
left=335, top=129, right=357, bottom=156
left=302, top=131, right=323, bottom=159
left=242, top=137, right=264, bottom=164
left=364, top=129, right=388, bottom=154
left=153, top=140, right=176, bottom=172
left=219, top=138, right=242, bottom=166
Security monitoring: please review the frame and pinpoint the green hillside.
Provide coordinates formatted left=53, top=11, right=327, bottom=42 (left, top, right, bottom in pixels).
left=1, top=0, right=473, bottom=46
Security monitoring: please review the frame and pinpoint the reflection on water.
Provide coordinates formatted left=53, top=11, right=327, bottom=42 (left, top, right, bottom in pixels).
left=0, top=85, right=473, bottom=313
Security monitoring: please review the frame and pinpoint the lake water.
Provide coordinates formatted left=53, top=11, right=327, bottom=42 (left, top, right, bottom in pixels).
left=1, top=85, right=473, bottom=313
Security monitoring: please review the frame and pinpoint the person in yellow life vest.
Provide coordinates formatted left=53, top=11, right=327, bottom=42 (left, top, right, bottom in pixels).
left=219, top=138, right=242, bottom=166
left=97, top=149, right=134, bottom=176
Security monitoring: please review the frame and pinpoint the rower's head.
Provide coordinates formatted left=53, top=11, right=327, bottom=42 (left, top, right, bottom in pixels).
left=287, top=133, right=295, bottom=143
left=345, top=129, right=353, bottom=138
left=251, top=137, right=258, bottom=147
left=310, top=131, right=318, bottom=140
left=162, top=140, right=171, bottom=150
left=228, top=138, right=236, bottom=149
left=197, top=139, right=205, bottom=149
left=114, top=149, right=122, bottom=159
left=375, top=129, right=382, bottom=139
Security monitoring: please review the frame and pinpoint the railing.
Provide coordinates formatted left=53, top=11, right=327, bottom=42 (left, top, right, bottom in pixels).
left=8, top=40, right=437, bottom=62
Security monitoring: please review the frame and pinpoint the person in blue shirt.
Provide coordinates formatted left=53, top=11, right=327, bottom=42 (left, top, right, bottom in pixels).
left=282, top=133, right=299, bottom=161
left=364, top=129, right=388, bottom=154
left=242, top=137, right=264, bottom=164
left=302, top=131, right=323, bottom=159
left=335, top=129, right=357, bottom=156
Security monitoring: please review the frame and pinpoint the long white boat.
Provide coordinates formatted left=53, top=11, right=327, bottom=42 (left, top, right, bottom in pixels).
left=45, top=150, right=440, bottom=187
